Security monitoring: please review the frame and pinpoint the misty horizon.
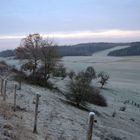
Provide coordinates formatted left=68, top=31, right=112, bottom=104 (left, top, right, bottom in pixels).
left=0, top=0, right=140, bottom=50
left=0, top=29, right=140, bottom=51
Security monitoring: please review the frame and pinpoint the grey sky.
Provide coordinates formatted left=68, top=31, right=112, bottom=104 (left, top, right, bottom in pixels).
left=0, top=0, right=140, bottom=49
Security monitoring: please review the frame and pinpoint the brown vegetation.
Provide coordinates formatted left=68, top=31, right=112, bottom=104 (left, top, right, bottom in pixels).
left=16, top=33, right=59, bottom=88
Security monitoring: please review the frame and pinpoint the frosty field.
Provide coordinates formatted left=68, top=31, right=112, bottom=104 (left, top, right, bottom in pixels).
left=0, top=45, right=140, bottom=140
left=62, top=46, right=140, bottom=139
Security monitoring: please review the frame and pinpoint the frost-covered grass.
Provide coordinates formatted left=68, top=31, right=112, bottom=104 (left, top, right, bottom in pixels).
left=61, top=46, right=140, bottom=139
left=0, top=45, right=140, bottom=140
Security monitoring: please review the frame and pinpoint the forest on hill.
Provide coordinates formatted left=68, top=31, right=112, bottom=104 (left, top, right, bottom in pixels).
left=0, top=50, right=15, bottom=57
left=58, top=42, right=128, bottom=56
left=108, top=42, right=140, bottom=56
left=0, top=42, right=128, bottom=57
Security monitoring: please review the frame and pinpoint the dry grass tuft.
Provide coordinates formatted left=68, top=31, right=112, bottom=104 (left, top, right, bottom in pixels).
left=0, top=99, right=37, bottom=140
left=16, top=125, right=37, bottom=140
left=0, top=100, right=15, bottom=119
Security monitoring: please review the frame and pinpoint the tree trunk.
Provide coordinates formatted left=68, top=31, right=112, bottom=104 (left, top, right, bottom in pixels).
left=33, top=59, right=37, bottom=78
left=44, top=61, right=47, bottom=80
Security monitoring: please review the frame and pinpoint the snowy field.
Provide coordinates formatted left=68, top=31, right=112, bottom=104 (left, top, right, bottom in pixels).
left=0, top=45, right=140, bottom=140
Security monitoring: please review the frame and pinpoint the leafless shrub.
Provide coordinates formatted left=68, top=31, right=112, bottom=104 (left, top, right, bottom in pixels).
left=85, top=66, right=96, bottom=80
left=52, top=64, right=67, bottom=79
left=68, top=70, right=76, bottom=80
left=112, top=111, right=117, bottom=117
left=98, top=71, right=110, bottom=88
left=119, top=106, right=126, bottom=111
left=66, top=69, right=107, bottom=107
left=0, top=101, right=14, bottom=119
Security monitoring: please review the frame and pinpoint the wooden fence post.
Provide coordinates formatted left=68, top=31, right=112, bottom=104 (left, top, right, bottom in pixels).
left=86, top=112, right=95, bottom=140
left=3, top=80, right=7, bottom=101
left=1, top=78, right=4, bottom=95
left=13, top=84, right=17, bottom=112
left=18, top=79, right=21, bottom=90
left=33, top=94, right=41, bottom=133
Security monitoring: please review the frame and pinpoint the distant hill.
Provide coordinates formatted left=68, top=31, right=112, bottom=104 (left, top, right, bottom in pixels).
left=0, top=49, right=15, bottom=57
left=58, top=42, right=129, bottom=56
left=0, top=42, right=129, bottom=57
left=108, top=42, right=140, bottom=56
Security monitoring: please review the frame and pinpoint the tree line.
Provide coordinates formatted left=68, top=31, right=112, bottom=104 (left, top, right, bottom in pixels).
left=108, top=42, right=140, bottom=56
left=0, top=42, right=130, bottom=57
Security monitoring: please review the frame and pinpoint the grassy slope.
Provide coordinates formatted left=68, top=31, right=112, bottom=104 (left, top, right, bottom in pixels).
left=0, top=45, right=140, bottom=139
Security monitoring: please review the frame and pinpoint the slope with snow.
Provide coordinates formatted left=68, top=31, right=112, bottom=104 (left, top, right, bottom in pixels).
left=0, top=45, right=140, bottom=140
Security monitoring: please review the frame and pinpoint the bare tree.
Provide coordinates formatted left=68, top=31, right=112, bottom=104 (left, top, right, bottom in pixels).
left=68, top=70, right=76, bottom=80
left=16, top=33, right=41, bottom=77
left=66, top=70, right=107, bottom=107
left=40, top=39, right=58, bottom=80
left=98, top=72, right=110, bottom=88
left=52, top=63, right=67, bottom=79
left=16, top=33, right=59, bottom=86
left=85, top=66, right=96, bottom=81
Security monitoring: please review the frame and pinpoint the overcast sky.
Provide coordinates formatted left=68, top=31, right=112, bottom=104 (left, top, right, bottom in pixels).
left=0, top=0, right=140, bottom=50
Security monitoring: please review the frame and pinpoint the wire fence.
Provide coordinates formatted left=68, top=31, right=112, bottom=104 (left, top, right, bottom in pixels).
left=0, top=76, right=96, bottom=140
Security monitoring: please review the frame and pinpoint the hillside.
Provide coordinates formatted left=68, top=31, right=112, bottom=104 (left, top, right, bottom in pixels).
left=0, top=42, right=129, bottom=57
left=0, top=50, right=15, bottom=57
left=108, top=42, right=140, bottom=56
left=0, top=46, right=140, bottom=140
left=58, top=43, right=128, bottom=56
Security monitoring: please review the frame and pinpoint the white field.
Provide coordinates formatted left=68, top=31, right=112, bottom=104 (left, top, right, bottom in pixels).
left=0, top=45, right=140, bottom=140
